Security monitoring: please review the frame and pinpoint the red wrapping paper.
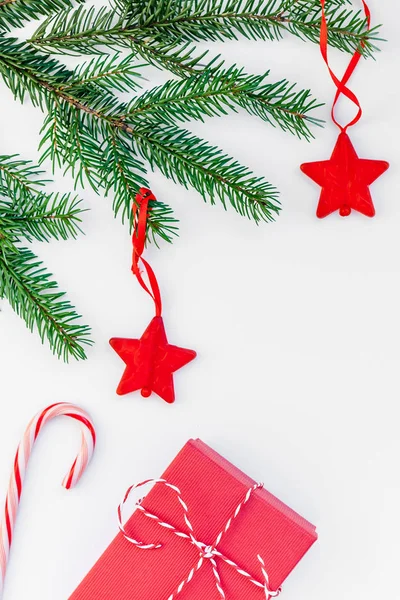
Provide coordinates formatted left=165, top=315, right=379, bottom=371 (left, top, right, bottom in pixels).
left=70, top=440, right=317, bottom=599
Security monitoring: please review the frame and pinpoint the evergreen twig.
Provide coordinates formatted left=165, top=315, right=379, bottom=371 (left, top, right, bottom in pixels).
left=124, top=61, right=322, bottom=136
left=0, top=0, right=83, bottom=32
left=30, top=0, right=381, bottom=58
left=0, top=154, right=91, bottom=360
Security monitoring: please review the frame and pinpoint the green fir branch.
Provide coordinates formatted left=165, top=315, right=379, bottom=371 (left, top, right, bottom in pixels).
left=126, top=67, right=244, bottom=124
left=124, top=59, right=322, bottom=137
left=0, top=244, right=91, bottom=361
left=63, top=53, right=144, bottom=94
left=44, top=87, right=281, bottom=223
left=0, top=154, right=91, bottom=360
left=120, top=43, right=322, bottom=138
left=131, top=122, right=280, bottom=222
left=130, top=38, right=212, bottom=78
left=16, top=26, right=322, bottom=141
left=39, top=99, right=179, bottom=241
left=30, top=4, right=122, bottom=54
left=0, top=35, right=71, bottom=108
left=125, top=0, right=381, bottom=56
left=0, top=0, right=83, bottom=32
left=0, top=38, right=282, bottom=228
left=0, top=193, right=84, bottom=242
left=0, top=153, right=50, bottom=204
left=30, top=0, right=380, bottom=58
left=26, top=0, right=377, bottom=139
left=0, top=154, right=84, bottom=241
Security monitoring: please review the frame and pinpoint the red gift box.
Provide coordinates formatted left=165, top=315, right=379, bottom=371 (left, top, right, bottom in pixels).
left=70, top=439, right=317, bottom=599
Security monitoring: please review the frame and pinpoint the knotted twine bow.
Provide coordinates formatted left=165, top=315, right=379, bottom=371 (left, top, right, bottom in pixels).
left=118, top=479, right=281, bottom=600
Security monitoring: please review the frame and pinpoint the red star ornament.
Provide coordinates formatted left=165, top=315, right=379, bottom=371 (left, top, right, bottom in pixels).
left=109, top=317, right=196, bottom=404
left=301, top=132, right=389, bottom=218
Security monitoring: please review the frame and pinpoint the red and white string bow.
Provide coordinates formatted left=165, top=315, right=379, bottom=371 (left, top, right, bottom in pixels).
left=118, top=479, right=281, bottom=600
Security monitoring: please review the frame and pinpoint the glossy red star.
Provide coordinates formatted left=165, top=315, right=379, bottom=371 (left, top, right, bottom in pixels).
left=301, top=132, right=389, bottom=218
left=109, top=317, right=196, bottom=404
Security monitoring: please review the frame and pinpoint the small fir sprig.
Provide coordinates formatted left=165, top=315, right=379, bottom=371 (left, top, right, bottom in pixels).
left=0, top=154, right=91, bottom=361
left=30, top=0, right=380, bottom=58
left=0, top=0, right=83, bottom=32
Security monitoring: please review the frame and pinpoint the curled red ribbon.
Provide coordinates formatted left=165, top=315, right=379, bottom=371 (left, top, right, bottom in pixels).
left=320, top=0, right=371, bottom=132
left=132, top=188, right=162, bottom=317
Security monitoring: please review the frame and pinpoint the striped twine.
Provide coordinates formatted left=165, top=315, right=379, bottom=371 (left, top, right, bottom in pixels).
left=0, top=403, right=96, bottom=598
left=118, top=479, right=281, bottom=599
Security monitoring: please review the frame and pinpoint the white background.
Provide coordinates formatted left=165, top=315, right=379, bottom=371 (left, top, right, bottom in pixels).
left=0, top=1, right=399, bottom=598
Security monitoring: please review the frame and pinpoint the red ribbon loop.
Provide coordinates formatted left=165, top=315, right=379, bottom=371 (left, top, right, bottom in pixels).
left=320, top=0, right=371, bottom=132
left=132, top=188, right=162, bottom=317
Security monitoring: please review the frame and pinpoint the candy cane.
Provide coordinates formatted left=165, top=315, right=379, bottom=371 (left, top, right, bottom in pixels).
left=0, top=403, right=96, bottom=597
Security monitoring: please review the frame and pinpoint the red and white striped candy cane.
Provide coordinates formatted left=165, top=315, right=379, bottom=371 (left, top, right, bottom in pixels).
left=0, top=403, right=96, bottom=597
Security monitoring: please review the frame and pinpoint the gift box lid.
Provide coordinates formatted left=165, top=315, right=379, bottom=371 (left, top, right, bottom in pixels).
left=70, top=439, right=317, bottom=600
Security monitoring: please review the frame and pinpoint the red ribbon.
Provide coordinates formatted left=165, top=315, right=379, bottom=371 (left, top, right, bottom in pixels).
left=132, top=188, right=162, bottom=318
left=320, top=0, right=371, bottom=132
